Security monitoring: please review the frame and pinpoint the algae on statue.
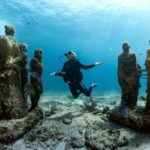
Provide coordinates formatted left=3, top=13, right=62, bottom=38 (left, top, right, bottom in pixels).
left=0, top=25, right=28, bottom=119
left=145, top=49, right=150, bottom=112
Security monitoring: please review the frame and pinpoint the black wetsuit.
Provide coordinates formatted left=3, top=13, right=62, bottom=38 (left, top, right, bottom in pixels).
left=57, top=59, right=95, bottom=98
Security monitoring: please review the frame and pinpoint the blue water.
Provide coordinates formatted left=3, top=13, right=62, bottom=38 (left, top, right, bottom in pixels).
left=0, top=0, right=149, bottom=94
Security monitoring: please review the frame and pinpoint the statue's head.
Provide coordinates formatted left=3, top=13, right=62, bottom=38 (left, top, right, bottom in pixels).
left=4, top=25, right=15, bottom=36
left=34, top=48, right=42, bottom=61
left=122, top=42, right=130, bottom=54
left=19, top=43, right=28, bottom=52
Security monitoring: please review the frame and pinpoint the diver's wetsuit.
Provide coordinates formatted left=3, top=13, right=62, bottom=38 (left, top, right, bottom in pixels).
left=30, top=57, right=43, bottom=110
left=56, top=59, right=95, bottom=98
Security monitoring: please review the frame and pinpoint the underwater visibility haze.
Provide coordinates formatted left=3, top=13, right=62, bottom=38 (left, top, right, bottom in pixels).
left=0, top=0, right=150, bottom=94
left=2, top=1, right=150, bottom=150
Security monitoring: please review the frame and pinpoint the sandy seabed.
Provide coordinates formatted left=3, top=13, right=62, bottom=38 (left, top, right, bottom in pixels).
left=1, top=92, right=150, bottom=150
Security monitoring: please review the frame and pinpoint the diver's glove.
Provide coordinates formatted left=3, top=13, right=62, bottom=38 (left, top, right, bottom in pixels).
left=50, top=72, right=57, bottom=76
left=90, top=82, right=98, bottom=88
left=94, top=61, right=103, bottom=66
left=50, top=71, right=66, bottom=77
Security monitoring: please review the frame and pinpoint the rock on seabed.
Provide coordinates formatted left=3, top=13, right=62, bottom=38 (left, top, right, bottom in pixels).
left=0, top=107, right=43, bottom=144
left=1, top=94, right=150, bottom=150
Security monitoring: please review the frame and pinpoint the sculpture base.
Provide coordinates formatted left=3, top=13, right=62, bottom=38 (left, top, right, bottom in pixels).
left=109, top=106, right=150, bottom=132
left=0, top=107, right=43, bottom=144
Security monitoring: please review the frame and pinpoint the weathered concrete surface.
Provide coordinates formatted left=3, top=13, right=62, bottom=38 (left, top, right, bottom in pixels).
left=109, top=106, right=150, bottom=132
left=0, top=26, right=43, bottom=146
left=0, top=34, right=28, bottom=120
left=0, top=107, right=43, bottom=144
left=0, top=67, right=28, bottom=120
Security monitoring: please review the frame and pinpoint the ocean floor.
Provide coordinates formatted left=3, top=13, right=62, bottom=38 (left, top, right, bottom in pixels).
left=0, top=93, right=150, bottom=150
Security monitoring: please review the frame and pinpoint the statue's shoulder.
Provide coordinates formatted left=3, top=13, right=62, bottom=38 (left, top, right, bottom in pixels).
left=0, top=35, right=9, bottom=41
left=130, top=53, right=136, bottom=57
left=128, top=53, right=136, bottom=61
left=118, top=53, right=125, bottom=60
left=31, top=57, right=38, bottom=63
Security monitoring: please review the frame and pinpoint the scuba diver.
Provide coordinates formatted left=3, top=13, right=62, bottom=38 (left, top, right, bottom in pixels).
left=50, top=51, right=103, bottom=99
left=29, top=48, right=43, bottom=111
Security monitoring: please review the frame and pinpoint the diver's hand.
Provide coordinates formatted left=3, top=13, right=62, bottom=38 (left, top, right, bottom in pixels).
left=50, top=71, right=66, bottom=77
left=50, top=72, right=56, bottom=76
left=61, top=72, right=66, bottom=75
left=94, top=61, right=103, bottom=66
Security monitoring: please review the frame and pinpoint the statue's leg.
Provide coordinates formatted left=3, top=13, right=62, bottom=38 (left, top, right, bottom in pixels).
left=131, top=87, right=139, bottom=108
left=120, top=83, right=129, bottom=107
left=30, top=79, right=42, bottom=111
left=145, top=76, right=150, bottom=112
left=145, top=92, right=150, bottom=112
left=120, top=85, right=129, bottom=116
left=21, top=68, right=28, bottom=101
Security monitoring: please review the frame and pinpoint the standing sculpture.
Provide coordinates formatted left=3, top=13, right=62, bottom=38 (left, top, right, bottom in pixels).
left=0, top=25, right=28, bottom=119
left=0, top=25, right=43, bottom=144
left=145, top=49, right=150, bottom=113
left=118, top=42, right=138, bottom=110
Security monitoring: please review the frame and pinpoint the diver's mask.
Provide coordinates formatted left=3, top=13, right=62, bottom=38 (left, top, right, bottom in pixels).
left=64, top=51, right=77, bottom=60
left=58, top=51, right=77, bottom=63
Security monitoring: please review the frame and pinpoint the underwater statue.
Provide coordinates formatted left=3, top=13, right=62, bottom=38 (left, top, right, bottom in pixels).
left=145, top=49, right=150, bottom=113
left=30, top=48, right=43, bottom=111
left=0, top=25, right=28, bottom=119
left=118, top=42, right=139, bottom=110
left=19, top=43, right=28, bottom=101
left=4, top=25, right=16, bottom=42
left=135, top=64, right=142, bottom=103
left=50, top=51, right=102, bottom=99
left=0, top=25, right=43, bottom=143
left=0, top=25, right=22, bottom=67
